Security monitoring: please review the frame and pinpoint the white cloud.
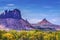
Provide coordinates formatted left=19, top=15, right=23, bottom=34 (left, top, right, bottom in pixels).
left=51, top=19, right=57, bottom=22
left=39, top=14, right=48, bottom=17
left=7, top=4, right=15, bottom=6
left=3, top=6, right=17, bottom=10
left=49, top=18, right=60, bottom=25
left=28, top=19, right=42, bottom=24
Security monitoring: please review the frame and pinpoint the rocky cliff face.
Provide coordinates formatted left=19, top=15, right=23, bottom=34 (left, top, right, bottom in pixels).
left=0, top=9, right=21, bottom=19
left=0, top=9, right=33, bottom=30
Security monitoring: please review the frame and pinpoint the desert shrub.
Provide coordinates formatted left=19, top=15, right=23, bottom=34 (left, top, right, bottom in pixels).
left=0, top=30, right=59, bottom=40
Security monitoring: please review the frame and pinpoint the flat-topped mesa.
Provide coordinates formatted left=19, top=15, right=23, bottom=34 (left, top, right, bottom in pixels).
left=0, top=9, right=22, bottom=19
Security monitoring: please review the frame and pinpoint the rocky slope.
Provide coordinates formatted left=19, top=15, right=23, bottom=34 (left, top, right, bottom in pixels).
left=32, top=18, right=60, bottom=30
left=0, top=9, right=33, bottom=30
left=0, top=9, right=60, bottom=31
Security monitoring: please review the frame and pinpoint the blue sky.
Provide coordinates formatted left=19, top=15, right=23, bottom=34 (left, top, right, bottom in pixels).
left=0, top=0, right=60, bottom=25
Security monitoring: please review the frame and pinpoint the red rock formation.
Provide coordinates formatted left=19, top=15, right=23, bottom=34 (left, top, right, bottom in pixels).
left=32, top=18, right=60, bottom=30
left=38, top=18, right=53, bottom=25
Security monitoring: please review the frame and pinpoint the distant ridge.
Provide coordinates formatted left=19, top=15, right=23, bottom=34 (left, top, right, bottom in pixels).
left=32, top=18, right=60, bottom=30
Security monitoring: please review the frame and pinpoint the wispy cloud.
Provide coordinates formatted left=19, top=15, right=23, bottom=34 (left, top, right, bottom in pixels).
left=49, top=18, right=60, bottom=25
left=1, top=4, right=16, bottom=10
left=49, top=10, right=60, bottom=12
left=42, top=6, right=52, bottom=9
left=28, top=18, right=42, bottom=24
left=7, top=4, right=15, bottom=6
